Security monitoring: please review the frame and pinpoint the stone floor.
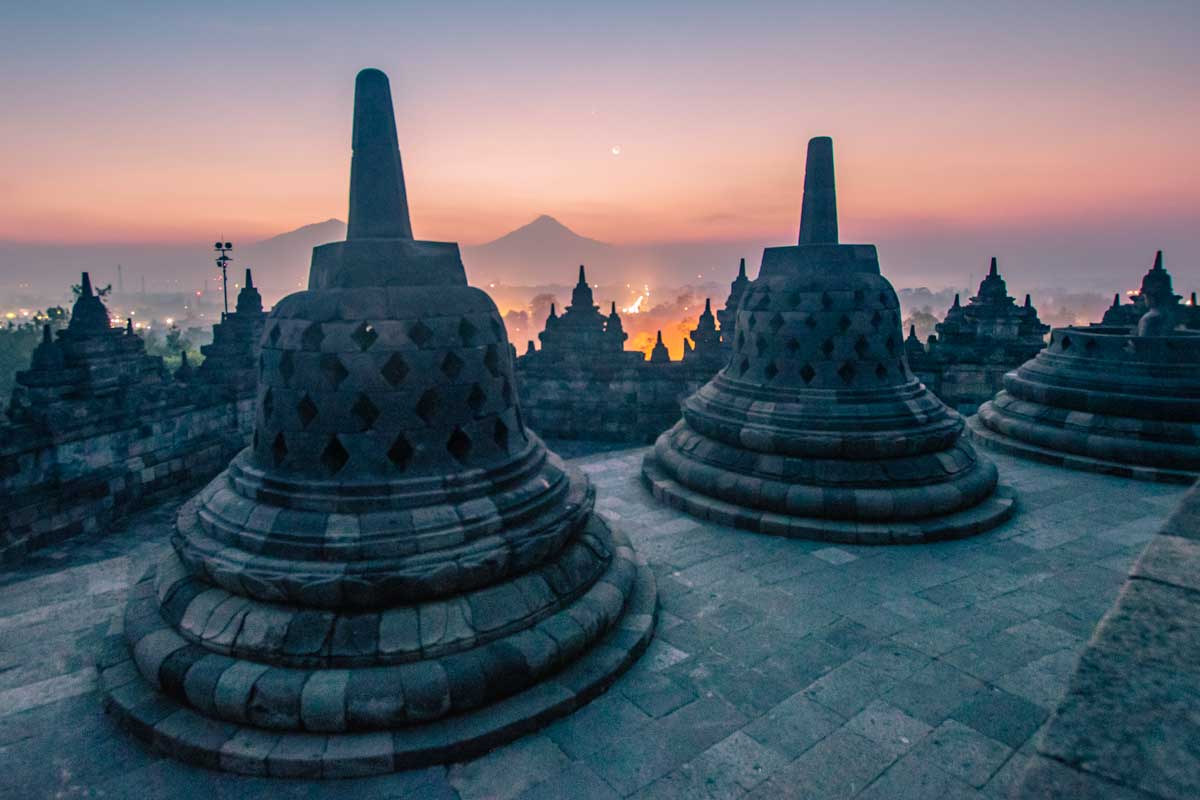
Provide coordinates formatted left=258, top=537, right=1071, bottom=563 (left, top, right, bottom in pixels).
left=0, top=447, right=1186, bottom=800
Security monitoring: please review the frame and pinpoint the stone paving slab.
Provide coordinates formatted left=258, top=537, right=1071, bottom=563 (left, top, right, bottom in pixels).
left=0, top=447, right=1188, bottom=799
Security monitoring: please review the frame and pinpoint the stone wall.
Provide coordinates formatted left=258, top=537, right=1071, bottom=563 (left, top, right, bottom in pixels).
left=0, top=393, right=254, bottom=565
left=516, top=359, right=711, bottom=444
left=1015, top=481, right=1200, bottom=798
left=910, top=361, right=1016, bottom=415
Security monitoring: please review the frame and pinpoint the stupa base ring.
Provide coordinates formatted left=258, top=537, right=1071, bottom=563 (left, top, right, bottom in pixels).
left=98, top=526, right=656, bottom=777
left=966, top=413, right=1199, bottom=486
left=642, top=453, right=1015, bottom=544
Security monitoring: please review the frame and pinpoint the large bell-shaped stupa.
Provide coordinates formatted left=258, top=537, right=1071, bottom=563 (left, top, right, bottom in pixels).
left=642, top=137, right=1015, bottom=543
left=99, top=68, right=655, bottom=777
left=970, top=251, right=1200, bottom=484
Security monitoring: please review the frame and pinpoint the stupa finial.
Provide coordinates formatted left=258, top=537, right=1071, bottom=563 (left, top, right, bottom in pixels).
left=953, top=293, right=961, bottom=308
left=81, top=272, right=94, bottom=297
left=610, top=301, right=618, bottom=315
left=1112, top=293, right=1121, bottom=308
left=1024, top=293, right=1032, bottom=308
left=738, top=257, right=747, bottom=278
left=346, top=68, right=413, bottom=241
left=989, top=257, right=998, bottom=277
left=798, top=136, right=838, bottom=245
left=578, top=264, right=587, bottom=285
left=245, top=268, right=254, bottom=288
left=704, top=298, right=712, bottom=313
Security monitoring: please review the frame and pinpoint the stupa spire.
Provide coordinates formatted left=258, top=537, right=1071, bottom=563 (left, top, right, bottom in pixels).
left=244, top=268, right=254, bottom=288
left=346, top=68, right=413, bottom=241
left=798, top=136, right=838, bottom=245
left=989, top=257, right=998, bottom=277
left=81, top=272, right=94, bottom=297
left=1024, top=294, right=1032, bottom=308
left=578, top=264, right=587, bottom=285
left=738, top=258, right=747, bottom=278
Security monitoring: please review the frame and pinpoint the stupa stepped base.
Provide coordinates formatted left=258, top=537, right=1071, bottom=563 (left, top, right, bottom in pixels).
left=99, top=523, right=656, bottom=777
left=642, top=453, right=1016, bottom=544
left=967, top=413, right=1199, bottom=485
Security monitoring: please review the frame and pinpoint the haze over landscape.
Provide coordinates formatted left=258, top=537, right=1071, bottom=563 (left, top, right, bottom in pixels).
left=1, top=1, right=1197, bottom=301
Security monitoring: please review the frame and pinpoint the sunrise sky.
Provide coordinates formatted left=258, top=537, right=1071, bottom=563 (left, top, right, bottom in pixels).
left=2, top=0, right=1197, bottom=266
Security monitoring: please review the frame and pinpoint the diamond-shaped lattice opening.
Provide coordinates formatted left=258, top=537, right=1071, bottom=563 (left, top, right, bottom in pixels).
left=380, top=353, right=409, bottom=386
left=821, top=292, right=833, bottom=310
left=1085, top=339, right=1098, bottom=353
left=1060, top=335, right=1072, bottom=351
left=262, top=387, right=274, bottom=420
left=387, top=434, right=413, bottom=472
left=321, top=354, right=349, bottom=389
left=800, top=363, right=816, bottom=384
left=494, top=418, right=510, bottom=452
left=837, top=361, right=857, bottom=384
left=738, top=357, right=750, bottom=376
left=297, top=394, right=318, bottom=429
left=854, top=336, right=870, bottom=358
left=787, top=290, right=802, bottom=309
left=755, top=334, right=768, bottom=355
left=736, top=332, right=746, bottom=350
left=441, top=352, right=464, bottom=380
left=879, top=291, right=890, bottom=306
left=886, top=335, right=897, bottom=355
left=268, top=324, right=281, bottom=346
left=258, top=353, right=266, bottom=377
left=446, top=427, right=472, bottom=464
left=870, top=311, right=883, bottom=329
left=853, top=289, right=864, bottom=307
left=804, top=316, right=818, bottom=331
left=768, top=313, right=785, bottom=334
left=501, top=379, right=513, bottom=405
left=821, top=338, right=835, bottom=357
left=351, top=322, right=378, bottom=352
left=838, top=314, right=852, bottom=333
left=271, top=432, right=288, bottom=466
left=253, top=431, right=259, bottom=449
left=490, top=317, right=503, bottom=341
left=875, top=363, right=888, bottom=380
left=302, top=322, right=325, bottom=352
left=484, top=345, right=502, bottom=378
left=458, top=318, right=477, bottom=346
left=785, top=338, right=800, bottom=355
left=351, top=393, right=380, bottom=430
left=764, top=361, right=779, bottom=380
left=747, top=314, right=757, bottom=330
left=279, top=350, right=295, bottom=383
left=467, top=384, right=486, bottom=414
left=754, top=292, right=771, bottom=311
left=321, top=436, right=349, bottom=475
left=409, top=320, right=434, bottom=347
left=415, top=389, right=440, bottom=424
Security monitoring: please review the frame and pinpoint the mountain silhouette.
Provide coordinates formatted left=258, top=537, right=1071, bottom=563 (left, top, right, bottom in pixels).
left=463, top=215, right=616, bottom=284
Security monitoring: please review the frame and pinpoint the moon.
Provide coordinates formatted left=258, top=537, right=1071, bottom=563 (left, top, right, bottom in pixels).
left=611, top=145, right=622, bottom=156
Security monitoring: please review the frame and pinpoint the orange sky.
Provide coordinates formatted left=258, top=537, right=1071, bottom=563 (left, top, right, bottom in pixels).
left=1, top=2, right=1197, bottom=250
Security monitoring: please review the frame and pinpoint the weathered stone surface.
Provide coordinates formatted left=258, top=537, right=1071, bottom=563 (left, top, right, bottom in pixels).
left=1015, top=483, right=1200, bottom=800
left=642, top=137, right=1012, bottom=542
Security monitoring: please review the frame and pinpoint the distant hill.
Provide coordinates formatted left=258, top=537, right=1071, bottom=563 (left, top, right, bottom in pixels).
left=462, top=215, right=617, bottom=284
left=239, top=218, right=346, bottom=295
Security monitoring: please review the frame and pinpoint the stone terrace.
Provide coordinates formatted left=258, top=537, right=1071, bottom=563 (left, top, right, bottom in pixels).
left=0, top=448, right=1186, bottom=799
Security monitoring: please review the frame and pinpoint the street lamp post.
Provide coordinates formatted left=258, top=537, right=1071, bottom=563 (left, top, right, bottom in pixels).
left=213, top=240, right=233, bottom=315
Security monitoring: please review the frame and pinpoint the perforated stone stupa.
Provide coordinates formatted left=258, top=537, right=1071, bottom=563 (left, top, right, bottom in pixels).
left=642, top=137, right=1015, bottom=543
left=99, top=68, right=655, bottom=777
left=971, top=250, right=1200, bottom=484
